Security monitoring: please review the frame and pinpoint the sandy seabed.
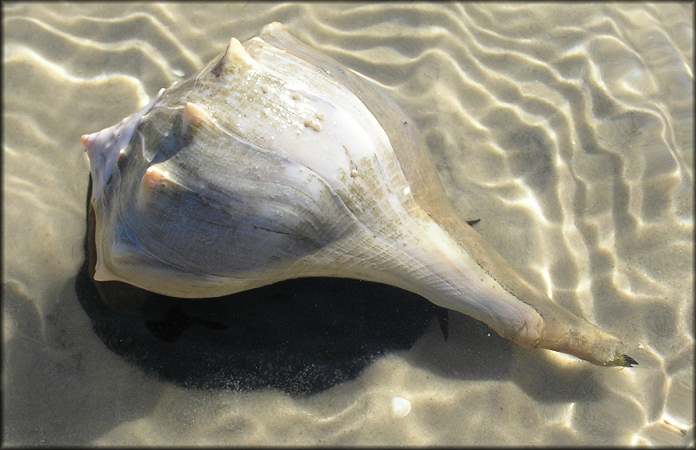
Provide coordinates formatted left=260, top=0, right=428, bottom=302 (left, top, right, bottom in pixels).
left=3, top=2, right=693, bottom=446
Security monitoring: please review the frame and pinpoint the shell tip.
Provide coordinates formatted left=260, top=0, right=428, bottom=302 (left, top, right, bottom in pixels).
left=137, top=164, right=172, bottom=209
left=80, top=133, right=91, bottom=152
left=261, top=21, right=285, bottom=34
left=81, top=132, right=100, bottom=156
left=211, top=37, right=255, bottom=76
left=182, top=102, right=212, bottom=134
left=223, top=37, right=255, bottom=68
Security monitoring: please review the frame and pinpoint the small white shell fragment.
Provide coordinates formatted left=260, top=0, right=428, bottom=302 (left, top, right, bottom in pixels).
left=391, top=396, right=411, bottom=418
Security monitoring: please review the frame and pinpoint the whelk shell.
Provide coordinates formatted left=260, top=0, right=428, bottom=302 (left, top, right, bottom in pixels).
left=81, top=22, right=635, bottom=367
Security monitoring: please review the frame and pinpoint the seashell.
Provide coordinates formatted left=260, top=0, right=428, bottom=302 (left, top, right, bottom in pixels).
left=81, top=22, right=635, bottom=367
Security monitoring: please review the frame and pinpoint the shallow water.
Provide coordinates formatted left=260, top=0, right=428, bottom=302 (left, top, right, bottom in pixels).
left=3, top=2, right=693, bottom=446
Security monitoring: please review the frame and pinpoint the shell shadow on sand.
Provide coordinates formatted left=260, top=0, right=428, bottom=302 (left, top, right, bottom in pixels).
left=75, top=178, right=450, bottom=395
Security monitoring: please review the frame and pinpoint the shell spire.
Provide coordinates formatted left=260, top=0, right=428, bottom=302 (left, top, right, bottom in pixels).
left=81, top=88, right=164, bottom=203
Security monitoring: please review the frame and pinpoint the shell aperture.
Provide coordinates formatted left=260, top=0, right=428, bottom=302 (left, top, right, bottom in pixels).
left=81, top=22, right=634, bottom=367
